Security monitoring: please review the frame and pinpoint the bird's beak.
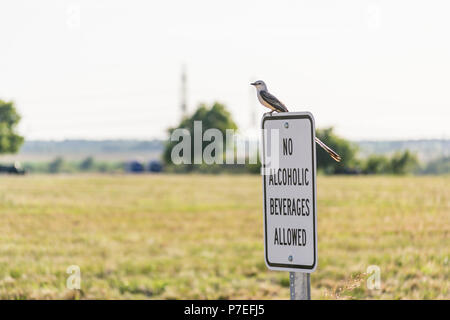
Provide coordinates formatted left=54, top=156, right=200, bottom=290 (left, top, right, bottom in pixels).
left=250, top=82, right=256, bottom=86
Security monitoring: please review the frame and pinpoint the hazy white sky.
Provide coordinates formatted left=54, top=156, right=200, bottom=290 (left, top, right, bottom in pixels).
left=0, top=0, right=449, bottom=140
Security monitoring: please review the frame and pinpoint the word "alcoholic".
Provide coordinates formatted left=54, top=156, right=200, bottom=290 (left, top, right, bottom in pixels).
left=268, top=168, right=309, bottom=186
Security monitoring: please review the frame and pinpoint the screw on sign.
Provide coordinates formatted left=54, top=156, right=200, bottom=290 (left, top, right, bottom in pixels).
left=261, top=112, right=318, bottom=300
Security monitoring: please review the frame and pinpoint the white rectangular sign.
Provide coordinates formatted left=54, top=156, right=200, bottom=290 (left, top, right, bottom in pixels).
left=261, top=112, right=318, bottom=272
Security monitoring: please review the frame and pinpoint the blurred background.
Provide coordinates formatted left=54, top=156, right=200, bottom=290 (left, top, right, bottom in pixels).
left=0, top=0, right=448, bottom=299
left=0, top=0, right=449, bottom=174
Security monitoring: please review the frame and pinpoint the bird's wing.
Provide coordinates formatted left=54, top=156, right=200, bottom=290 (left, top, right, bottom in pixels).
left=260, top=90, right=289, bottom=112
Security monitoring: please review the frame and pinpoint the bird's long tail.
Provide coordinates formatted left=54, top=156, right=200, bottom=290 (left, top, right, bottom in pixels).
left=274, top=108, right=341, bottom=162
left=315, top=137, right=341, bottom=162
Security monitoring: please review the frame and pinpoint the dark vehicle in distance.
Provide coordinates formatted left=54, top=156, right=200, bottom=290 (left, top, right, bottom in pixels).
left=125, top=160, right=145, bottom=173
left=148, top=160, right=163, bottom=173
left=0, top=163, right=26, bottom=175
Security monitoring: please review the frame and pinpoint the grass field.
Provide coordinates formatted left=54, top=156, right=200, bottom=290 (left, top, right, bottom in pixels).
left=0, top=175, right=448, bottom=299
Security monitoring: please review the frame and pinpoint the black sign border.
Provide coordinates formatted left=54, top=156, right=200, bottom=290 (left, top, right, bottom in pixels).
left=262, top=113, right=317, bottom=271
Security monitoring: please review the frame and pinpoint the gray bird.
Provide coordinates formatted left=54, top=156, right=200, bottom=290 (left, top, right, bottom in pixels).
left=251, top=80, right=341, bottom=162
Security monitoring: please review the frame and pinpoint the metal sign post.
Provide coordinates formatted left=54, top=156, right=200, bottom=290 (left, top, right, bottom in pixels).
left=261, top=112, right=317, bottom=300
left=290, top=272, right=311, bottom=300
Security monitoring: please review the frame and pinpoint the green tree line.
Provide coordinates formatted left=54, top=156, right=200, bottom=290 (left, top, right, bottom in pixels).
left=1, top=99, right=446, bottom=175
left=23, top=157, right=124, bottom=174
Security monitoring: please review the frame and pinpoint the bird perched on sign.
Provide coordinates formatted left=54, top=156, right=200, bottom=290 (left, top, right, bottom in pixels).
left=251, top=80, right=341, bottom=162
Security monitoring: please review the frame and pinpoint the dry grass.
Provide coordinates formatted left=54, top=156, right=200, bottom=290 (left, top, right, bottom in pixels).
left=0, top=174, right=448, bottom=299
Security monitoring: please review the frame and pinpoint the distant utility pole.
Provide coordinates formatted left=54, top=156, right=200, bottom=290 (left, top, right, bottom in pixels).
left=249, top=77, right=257, bottom=129
left=180, top=64, right=188, bottom=119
